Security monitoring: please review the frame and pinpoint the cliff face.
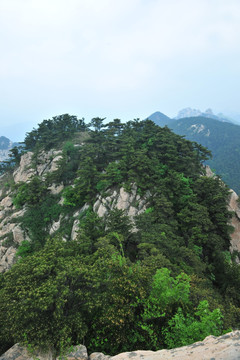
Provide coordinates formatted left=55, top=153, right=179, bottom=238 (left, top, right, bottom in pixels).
left=228, top=190, right=240, bottom=259
left=0, top=150, right=63, bottom=272
left=0, top=148, right=152, bottom=272
left=0, top=150, right=240, bottom=273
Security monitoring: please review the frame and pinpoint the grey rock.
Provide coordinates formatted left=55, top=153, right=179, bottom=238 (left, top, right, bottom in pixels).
left=93, top=185, right=150, bottom=221
left=48, top=184, right=64, bottom=195
left=12, top=225, right=25, bottom=244
left=71, top=219, right=80, bottom=240
left=0, top=196, right=13, bottom=209
left=49, top=218, right=61, bottom=235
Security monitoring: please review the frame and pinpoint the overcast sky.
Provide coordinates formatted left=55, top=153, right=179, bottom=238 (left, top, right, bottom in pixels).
left=1, top=0, right=240, bottom=141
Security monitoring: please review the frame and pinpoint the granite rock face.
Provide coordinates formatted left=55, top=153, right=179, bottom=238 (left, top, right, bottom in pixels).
left=13, top=150, right=62, bottom=184
left=1, top=331, right=240, bottom=360
left=228, top=190, right=240, bottom=259
left=0, top=149, right=63, bottom=272
left=93, top=184, right=150, bottom=220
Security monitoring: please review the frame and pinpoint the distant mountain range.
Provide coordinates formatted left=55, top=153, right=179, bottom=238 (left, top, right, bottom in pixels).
left=0, top=136, right=18, bottom=162
left=147, top=109, right=240, bottom=194
left=174, top=107, right=234, bottom=123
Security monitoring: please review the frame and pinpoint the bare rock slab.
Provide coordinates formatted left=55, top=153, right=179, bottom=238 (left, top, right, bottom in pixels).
left=1, top=332, right=240, bottom=360
left=108, top=331, right=240, bottom=360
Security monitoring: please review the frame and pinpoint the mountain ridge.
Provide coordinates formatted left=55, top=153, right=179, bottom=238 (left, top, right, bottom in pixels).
left=147, top=112, right=240, bottom=193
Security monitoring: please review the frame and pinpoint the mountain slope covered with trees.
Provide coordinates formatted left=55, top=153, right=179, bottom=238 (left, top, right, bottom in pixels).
left=148, top=112, right=240, bottom=194
left=0, top=115, right=240, bottom=357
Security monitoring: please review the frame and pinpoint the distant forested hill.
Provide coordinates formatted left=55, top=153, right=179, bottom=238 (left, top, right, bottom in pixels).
left=148, top=113, right=240, bottom=194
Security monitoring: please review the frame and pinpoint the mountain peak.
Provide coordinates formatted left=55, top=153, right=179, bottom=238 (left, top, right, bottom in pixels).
left=175, top=107, right=232, bottom=123
left=146, top=111, right=172, bottom=127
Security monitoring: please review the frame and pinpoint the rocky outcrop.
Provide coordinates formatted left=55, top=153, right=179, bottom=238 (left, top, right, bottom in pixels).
left=0, top=344, right=88, bottom=360
left=1, top=331, right=240, bottom=360
left=93, top=184, right=150, bottom=220
left=13, top=152, right=35, bottom=183
left=228, top=190, right=240, bottom=259
left=205, top=164, right=215, bottom=178
left=0, top=245, right=16, bottom=273
left=13, top=150, right=62, bottom=184
left=0, top=149, right=63, bottom=272
left=0, top=188, right=27, bottom=271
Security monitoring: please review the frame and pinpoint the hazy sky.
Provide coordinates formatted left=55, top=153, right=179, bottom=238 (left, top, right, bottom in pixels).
left=1, top=0, right=240, bottom=141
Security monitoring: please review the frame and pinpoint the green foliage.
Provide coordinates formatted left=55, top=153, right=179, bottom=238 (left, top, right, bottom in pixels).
left=16, top=195, right=63, bottom=251
left=137, top=268, right=191, bottom=349
left=163, top=300, right=223, bottom=348
left=13, top=176, right=49, bottom=208
left=0, top=239, right=90, bottom=355
left=24, top=114, right=86, bottom=150
left=49, top=141, right=81, bottom=185
left=16, top=240, right=32, bottom=258
left=143, top=268, right=190, bottom=318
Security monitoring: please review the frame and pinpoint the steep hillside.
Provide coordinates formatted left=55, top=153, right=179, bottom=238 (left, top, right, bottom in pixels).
left=0, top=114, right=240, bottom=357
left=169, top=117, right=240, bottom=193
left=148, top=113, right=240, bottom=193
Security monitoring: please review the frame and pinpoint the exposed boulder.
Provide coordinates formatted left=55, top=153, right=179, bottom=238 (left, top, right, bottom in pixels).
left=0, top=344, right=88, bottom=360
